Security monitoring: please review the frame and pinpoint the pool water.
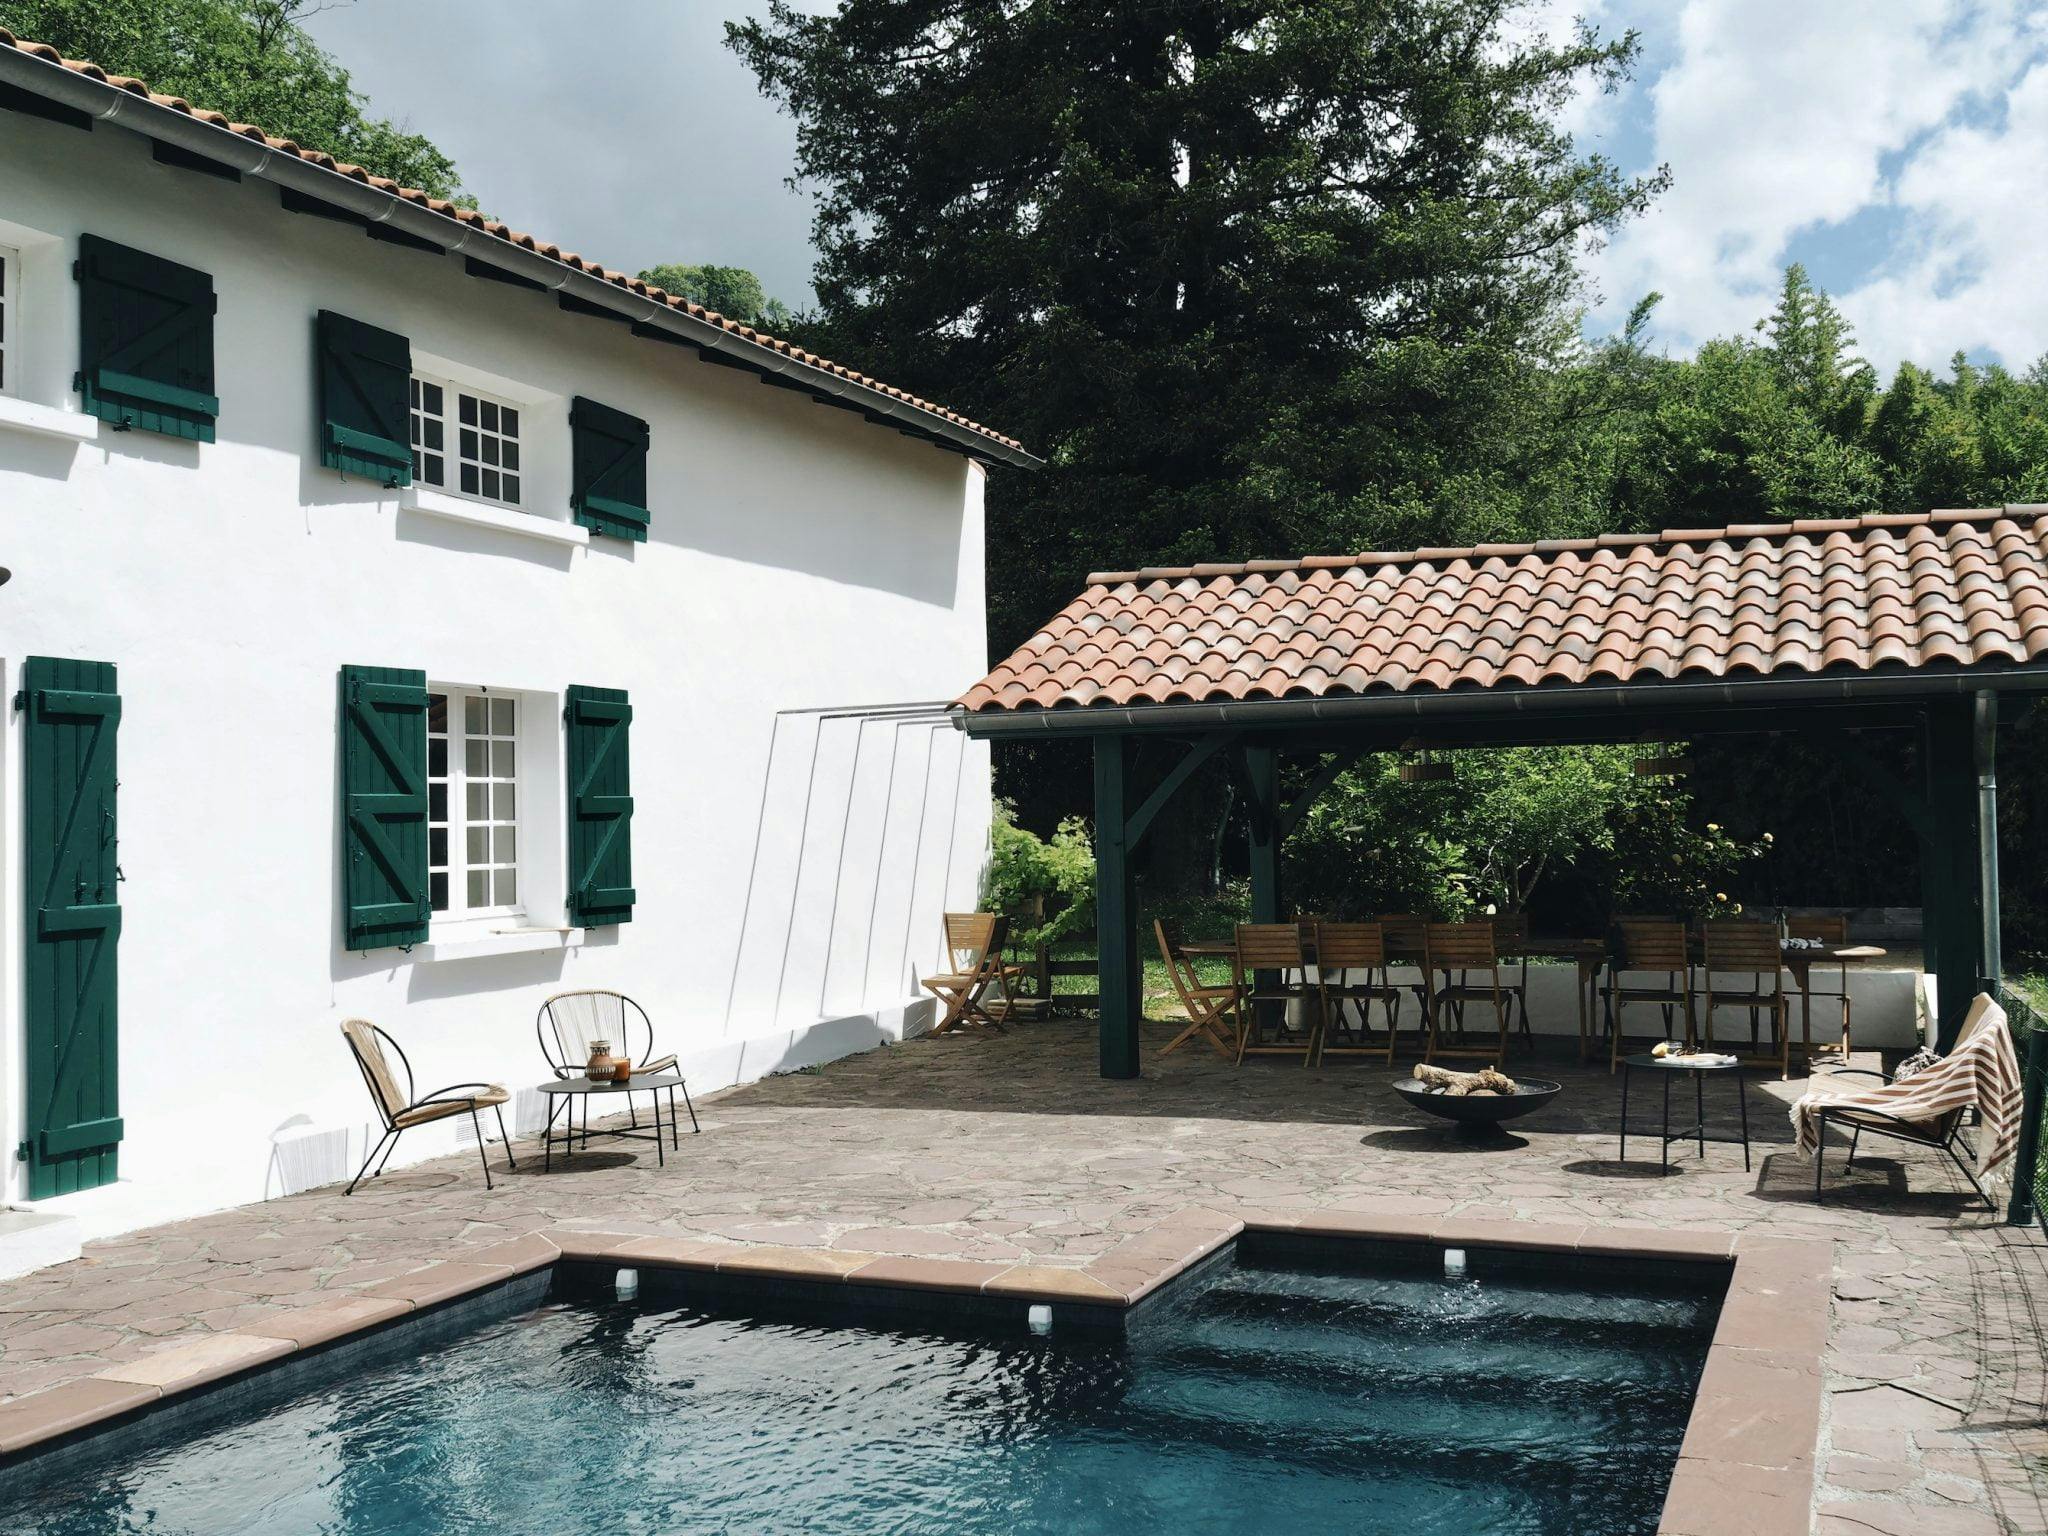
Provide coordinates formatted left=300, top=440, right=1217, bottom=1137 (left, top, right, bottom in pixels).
left=7, top=1253, right=1717, bottom=1535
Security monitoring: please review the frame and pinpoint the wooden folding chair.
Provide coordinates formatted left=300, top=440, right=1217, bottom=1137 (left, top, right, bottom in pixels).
left=1232, top=922, right=1320, bottom=1065
left=1154, top=921, right=1240, bottom=1058
left=1313, top=921, right=1401, bottom=1065
left=1788, top=912, right=1853, bottom=1058
left=924, top=913, right=1024, bottom=1033
left=1377, top=912, right=1432, bottom=1044
left=1607, top=917, right=1696, bottom=1072
left=1489, top=913, right=1534, bottom=1042
left=1422, top=922, right=1511, bottom=1068
left=1701, top=918, right=1791, bottom=1077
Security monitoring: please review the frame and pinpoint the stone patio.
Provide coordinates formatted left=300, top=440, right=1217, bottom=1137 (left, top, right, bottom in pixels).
left=0, top=1018, right=2041, bottom=1535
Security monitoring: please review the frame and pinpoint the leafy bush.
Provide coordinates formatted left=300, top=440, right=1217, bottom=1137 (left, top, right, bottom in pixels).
left=983, top=800, right=1094, bottom=949
left=1285, top=746, right=1768, bottom=923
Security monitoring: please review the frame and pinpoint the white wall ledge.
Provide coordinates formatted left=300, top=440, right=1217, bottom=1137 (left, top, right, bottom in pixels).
left=416, top=926, right=586, bottom=963
left=0, top=395, right=99, bottom=444
left=399, top=486, right=589, bottom=548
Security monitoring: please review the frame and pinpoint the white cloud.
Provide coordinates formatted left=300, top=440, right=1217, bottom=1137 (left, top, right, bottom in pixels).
left=1581, top=0, right=2047, bottom=374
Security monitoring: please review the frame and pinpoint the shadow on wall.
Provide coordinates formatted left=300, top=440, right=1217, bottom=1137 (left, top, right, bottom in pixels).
left=722, top=703, right=988, bottom=1042
left=689, top=998, right=941, bottom=1094
left=265, top=1114, right=356, bottom=1198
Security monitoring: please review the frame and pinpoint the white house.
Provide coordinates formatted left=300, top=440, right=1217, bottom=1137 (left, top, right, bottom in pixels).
left=0, top=35, right=1035, bottom=1261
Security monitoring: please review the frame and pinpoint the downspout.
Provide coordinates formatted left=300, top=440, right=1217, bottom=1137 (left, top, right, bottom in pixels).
left=1975, top=690, right=2000, bottom=984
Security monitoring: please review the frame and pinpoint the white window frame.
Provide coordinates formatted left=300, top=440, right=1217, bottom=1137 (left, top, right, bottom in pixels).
left=426, top=685, right=527, bottom=924
left=411, top=374, right=525, bottom=510
left=0, top=244, right=17, bottom=398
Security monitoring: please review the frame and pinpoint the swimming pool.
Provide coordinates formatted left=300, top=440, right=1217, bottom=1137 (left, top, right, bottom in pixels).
left=5, top=1247, right=1718, bottom=1535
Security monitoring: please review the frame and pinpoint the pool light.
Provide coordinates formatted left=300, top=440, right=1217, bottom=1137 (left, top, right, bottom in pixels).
left=1443, top=1248, right=1467, bottom=1279
left=616, top=1268, right=639, bottom=1300
left=1028, top=1304, right=1053, bottom=1334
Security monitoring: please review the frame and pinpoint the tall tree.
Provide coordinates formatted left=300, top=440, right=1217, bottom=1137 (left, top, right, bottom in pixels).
left=730, top=0, right=1666, bottom=657
left=0, top=0, right=467, bottom=200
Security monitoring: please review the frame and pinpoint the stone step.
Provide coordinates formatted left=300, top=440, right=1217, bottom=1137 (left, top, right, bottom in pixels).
left=0, top=1209, right=81, bottom=1282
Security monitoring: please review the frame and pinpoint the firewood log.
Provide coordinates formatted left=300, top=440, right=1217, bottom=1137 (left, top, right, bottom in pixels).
left=1411, top=1063, right=1521, bottom=1096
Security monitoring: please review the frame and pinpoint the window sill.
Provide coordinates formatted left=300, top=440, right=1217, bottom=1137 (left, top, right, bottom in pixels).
left=399, top=487, right=589, bottom=548
left=0, top=395, right=100, bottom=445
left=416, top=926, right=585, bottom=963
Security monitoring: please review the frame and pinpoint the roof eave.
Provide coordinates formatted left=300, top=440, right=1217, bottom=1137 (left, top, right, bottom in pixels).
left=951, top=662, right=2048, bottom=738
left=0, top=47, right=1044, bottom=472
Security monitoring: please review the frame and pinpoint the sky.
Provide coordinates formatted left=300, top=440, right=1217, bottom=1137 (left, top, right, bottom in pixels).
left=309, top=0, right=2048, bottom=377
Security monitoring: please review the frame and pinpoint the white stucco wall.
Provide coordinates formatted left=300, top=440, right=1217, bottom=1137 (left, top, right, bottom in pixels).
left=0, top=110, right=995, bottom=1230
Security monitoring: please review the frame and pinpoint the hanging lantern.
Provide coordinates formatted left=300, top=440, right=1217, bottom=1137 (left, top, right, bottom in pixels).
left=1633, top=736, right=1692, bottom=777
left=1399, top=746, right=1454, bottom=783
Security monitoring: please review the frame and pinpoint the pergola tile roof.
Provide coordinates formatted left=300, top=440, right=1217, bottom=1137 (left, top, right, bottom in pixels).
left=957, top=508, right=2048, bottom=714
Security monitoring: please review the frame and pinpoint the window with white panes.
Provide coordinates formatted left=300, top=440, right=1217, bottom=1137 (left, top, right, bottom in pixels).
left=409, top=377, right=522, bottom=507
left=425, top=688, right=520, bottom=918
left=0, top=245, right=16, bottom=396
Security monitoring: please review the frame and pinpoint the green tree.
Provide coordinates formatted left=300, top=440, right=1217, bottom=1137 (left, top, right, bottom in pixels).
left=730, top=0, right=1667, bottom=659
left=635, top=263, right=793, bottom=330
left=0, top=0, right=468, bottom=200
left=1284, top=747, right=1767, bottom=926
left=1763, top=263, right=1874, bottom=437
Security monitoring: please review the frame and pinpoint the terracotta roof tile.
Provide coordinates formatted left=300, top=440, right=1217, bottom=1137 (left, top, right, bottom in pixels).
left=0, top=30, right=1026, bottom=458
left=958, top=509, right=2048, bottom=713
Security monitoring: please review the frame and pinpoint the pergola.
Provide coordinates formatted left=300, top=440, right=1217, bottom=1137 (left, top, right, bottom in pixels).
left=952, top=508, right=2048, bottom=1078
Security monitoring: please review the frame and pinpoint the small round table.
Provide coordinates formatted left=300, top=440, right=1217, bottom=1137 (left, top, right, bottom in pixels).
left=537, top=1072, right=691, bottom=1172
left=1618, top=1054, right=1751, bottom=1172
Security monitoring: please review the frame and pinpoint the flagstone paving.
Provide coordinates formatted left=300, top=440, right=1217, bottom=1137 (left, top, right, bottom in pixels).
left=0, top=1018, right=2041, bottom=1534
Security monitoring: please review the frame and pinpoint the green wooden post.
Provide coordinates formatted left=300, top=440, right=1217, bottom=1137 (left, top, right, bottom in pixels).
left=1926, top=698, right=1986, bottom=1051
left=1244, top=743, right=1282, bottom=1037
left=1975, top=690, right=2001, bottom=987
left=1094, top=735, right=1140, bottom=1079
left=1245, top=744, right=1281, bottom=922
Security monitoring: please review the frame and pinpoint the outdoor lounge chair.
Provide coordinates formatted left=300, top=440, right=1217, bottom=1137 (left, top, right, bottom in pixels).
left=1797, top=995, right=2019, bottom=1211
left=1155, top=920, right=1241, bottom=1058
left=536, top=989, right=699, bottom=1148
left=341, top=1020, right=514, bottom=1194
left=923, top=912, right=1024, bottom=1033
left=1313, top=920, right=1402, bottom=1065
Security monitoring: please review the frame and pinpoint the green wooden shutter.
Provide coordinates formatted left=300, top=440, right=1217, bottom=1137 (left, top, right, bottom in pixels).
left=316, top=311, right=413, bottom=486
left=75, top=234, right=219, bottom=441
left=21, top=656, right=124, bottom=1197
left=565, top=685, right=634, bottom=926
left=569, top=397, right=650, bottom=541
left=341, top=665, right=430, bottom=950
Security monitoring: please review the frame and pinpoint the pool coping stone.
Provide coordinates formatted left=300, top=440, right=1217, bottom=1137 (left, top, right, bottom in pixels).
left=0, top=1209, right=1831, bottom=1536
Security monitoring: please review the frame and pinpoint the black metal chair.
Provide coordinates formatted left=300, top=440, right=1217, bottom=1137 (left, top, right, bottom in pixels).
left=536, top=989, right=698, bottom=1148
left=1811, top=997, right=1999, bottom=1211
left=341, top=1019, right=515, bottom=1194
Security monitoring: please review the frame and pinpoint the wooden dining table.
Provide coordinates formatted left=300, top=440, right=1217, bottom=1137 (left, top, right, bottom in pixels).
left=1175, top=933, right=1887, bottom=1065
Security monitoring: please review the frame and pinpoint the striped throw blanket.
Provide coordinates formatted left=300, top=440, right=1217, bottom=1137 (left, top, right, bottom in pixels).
left=1791, top=998, right=2021, bottom=1185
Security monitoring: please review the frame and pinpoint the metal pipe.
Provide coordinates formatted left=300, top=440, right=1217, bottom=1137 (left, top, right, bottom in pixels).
left=1975, top=690, right=2001, bottom=983
left=0, top=49, right=1042, bottom=470
left=953, top=663, right=2048, bottom=738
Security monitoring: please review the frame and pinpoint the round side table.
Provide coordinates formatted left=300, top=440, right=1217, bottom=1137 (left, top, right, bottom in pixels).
left=1618, top=1054, right=1751, bottom=1172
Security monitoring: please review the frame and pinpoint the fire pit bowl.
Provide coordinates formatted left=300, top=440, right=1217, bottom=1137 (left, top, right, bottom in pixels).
left=1392, top=1077, right=1562, bottom=1138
